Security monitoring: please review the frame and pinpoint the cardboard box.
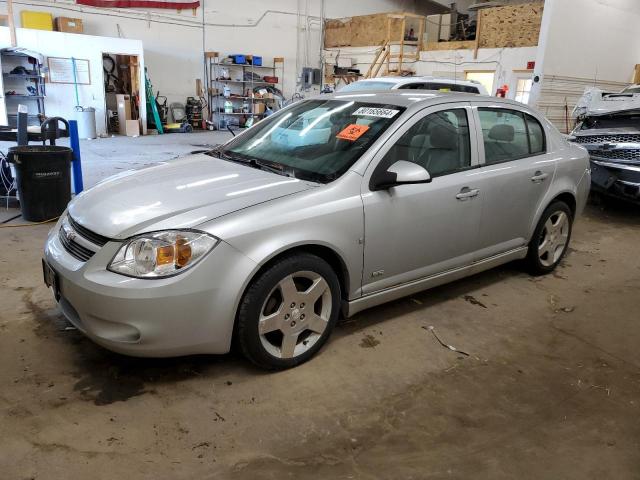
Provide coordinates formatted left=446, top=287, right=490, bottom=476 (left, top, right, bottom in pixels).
left=21, top=11, right=53, bottom=31
left=337, top=57, right=354, bottom=68
left=254, top=103, right=266, bottom=115
left=55, top=17, right=83, bottom=34
left=125, top=120, right=140, bottom=137
left=116, top=94, right=132, bottom=136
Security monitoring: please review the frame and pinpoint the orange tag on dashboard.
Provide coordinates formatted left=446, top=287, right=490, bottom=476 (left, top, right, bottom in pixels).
left=336, top=124, right=370, bottom=141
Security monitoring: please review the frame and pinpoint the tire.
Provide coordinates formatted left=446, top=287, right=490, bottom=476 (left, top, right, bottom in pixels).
left=237, top=253, right=341, bottom=370
left=526, top=201, right=573, bottom=275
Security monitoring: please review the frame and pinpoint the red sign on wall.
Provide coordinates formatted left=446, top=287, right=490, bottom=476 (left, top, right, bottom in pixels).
left=527, top=61, right=536, bottom=70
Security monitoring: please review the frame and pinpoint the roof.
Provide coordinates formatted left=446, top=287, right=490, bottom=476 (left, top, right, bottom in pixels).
left=353, top=76, right=482, bottom=86
left=321, top=90, right=528, bottom=110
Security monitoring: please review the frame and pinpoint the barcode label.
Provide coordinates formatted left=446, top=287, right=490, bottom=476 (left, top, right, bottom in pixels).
left=353, top=107, right=400, bottom=119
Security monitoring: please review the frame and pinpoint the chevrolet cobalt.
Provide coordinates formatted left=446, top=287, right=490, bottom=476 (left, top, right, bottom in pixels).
left=44, top=92, right=590, bottom=369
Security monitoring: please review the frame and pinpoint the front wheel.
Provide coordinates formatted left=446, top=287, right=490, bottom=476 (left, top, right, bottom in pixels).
left=237, top=253, right=341, bottom=370
left=526, top=201, right=573, bottom=275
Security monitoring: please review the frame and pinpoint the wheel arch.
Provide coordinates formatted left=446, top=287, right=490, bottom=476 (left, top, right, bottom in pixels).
left=529, top=189, right=577, bottom=243
left=230, top=242, right=352, bottom=342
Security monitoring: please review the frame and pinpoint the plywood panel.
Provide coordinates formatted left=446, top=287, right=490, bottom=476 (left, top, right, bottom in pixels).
left=325, top=18, right=352, bottom=47
left=478, top=2, right=544, bottom=49
left=424, top=40, right=475, bottom=51
left=324, top=12, right=412, bottom=48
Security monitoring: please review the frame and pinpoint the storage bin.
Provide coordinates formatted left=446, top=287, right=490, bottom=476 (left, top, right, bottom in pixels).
left=21, top=11, right=54, bottom=30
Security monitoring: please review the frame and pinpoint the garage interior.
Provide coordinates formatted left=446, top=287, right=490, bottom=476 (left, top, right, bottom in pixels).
left=1, top=0, right=639, bottom=478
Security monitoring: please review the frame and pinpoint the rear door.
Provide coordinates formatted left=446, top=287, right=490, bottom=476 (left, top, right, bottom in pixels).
left=470, top=105, right=557, bottom=258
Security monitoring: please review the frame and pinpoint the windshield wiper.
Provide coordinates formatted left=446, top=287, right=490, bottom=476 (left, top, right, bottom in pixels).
left=218, top=150, right=295, bottom=178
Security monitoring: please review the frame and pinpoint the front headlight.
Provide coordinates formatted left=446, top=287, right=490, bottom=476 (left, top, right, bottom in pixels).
left=108, top=230, right=218, bottom=278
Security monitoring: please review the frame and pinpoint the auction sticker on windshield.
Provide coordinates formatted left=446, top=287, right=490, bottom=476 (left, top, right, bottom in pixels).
left=337, top=124, right=370, bottom=141
left=353, top=107, right=400, bottom=119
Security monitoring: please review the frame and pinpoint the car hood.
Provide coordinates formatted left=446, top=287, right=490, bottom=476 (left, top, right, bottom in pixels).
left=68, top=154, right=317, bottom=239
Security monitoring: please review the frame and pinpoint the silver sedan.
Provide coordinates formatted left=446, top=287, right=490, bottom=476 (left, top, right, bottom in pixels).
left=43, top=92, right=591, bottom=369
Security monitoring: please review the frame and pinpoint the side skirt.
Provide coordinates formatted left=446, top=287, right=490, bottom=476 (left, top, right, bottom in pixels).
left=343, top=247, right=528, bottom=318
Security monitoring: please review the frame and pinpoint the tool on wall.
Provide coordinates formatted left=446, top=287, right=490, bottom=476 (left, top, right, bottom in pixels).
left=144, top=68, right=164, bottom=134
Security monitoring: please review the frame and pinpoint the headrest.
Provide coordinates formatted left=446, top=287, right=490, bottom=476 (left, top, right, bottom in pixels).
left=429, top=124, right=457, bottom=150
left=488, top=124, right=514, bottom=142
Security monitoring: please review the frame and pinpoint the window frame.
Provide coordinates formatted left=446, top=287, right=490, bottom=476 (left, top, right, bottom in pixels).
left=474, top=106, right=548, bottom=166
left=365, top=102, right=481, bottom=188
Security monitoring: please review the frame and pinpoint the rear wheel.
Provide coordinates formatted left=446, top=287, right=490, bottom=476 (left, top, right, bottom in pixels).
left=237, top=253, right=340, bottom=370
left=526, top=201, right=573, bottom=275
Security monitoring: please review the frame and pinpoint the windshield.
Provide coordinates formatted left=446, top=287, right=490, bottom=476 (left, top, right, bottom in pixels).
left=339, top=81, right=395, bottom=92
left=622, top=86, right=640, bottom=94
left=219, top=100, right=404, bottom=183
left=579, top=111, right=640, bottom=130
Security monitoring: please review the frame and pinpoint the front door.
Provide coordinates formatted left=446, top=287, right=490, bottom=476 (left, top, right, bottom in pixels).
left=361, top=103, right=483, bottom=294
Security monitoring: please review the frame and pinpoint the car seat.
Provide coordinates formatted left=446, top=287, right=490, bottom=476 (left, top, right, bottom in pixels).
left=485, top=124, right=515, bottom=162
left=424, top=123, right=459, bottom=175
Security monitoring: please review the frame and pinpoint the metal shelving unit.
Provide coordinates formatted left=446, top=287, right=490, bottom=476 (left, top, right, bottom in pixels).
left=205, top=52, right=284, bottom=131
left=1, top=50, right=46, bottom=127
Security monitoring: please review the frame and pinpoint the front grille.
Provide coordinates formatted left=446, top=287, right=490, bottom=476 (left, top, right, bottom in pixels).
left=573, top=134, right=640, bottom=144
left=592, top=149, right=640, bottom=162
left=59, top=228, right=96, bottom=262
left=68, top=216, right=110, bottom=247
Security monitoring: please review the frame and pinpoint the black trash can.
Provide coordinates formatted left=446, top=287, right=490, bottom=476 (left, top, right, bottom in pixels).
left=8, top=146, right=73, bottom=222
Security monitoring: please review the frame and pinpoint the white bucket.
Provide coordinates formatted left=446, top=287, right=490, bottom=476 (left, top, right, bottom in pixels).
left=76, top=107, right=97, bottom=139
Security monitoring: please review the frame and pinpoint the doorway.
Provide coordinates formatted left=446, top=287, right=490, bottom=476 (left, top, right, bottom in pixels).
left=465, top=70, right=496, bottom=96
left=512, top=70, right=534, bottom=104
left=102, top=53, right=141, bottom=136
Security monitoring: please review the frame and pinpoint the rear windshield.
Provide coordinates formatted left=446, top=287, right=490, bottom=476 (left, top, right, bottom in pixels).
left=220, top=100, right=404, bottom=183
left=339, top=81, right=395, bottom=92
left=399, top=82, right=480, bottom=94
left=621, top=86, right=640, bottom=94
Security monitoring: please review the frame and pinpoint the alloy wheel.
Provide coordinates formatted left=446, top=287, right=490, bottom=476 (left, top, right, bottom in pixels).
left=258, top=270, right=332, bottom=359
left=538, top=211, right=570, bottom=267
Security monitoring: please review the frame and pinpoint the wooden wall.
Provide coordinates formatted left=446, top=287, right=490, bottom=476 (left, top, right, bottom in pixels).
left=324, top=13, right=404, bottom=48
left=478, top=2, right=544, bottom=48
left=324, top=2, right=544, bottom=50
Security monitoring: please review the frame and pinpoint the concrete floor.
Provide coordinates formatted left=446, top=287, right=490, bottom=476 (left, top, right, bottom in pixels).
left=1, top=134, right=640, bottom=478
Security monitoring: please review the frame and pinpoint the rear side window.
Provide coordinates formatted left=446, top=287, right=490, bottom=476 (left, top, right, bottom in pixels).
left=525, top=114, right=546, bottom=154
left=399, top=82, right=480, bottom=94
left=478, top=108, right=545, bottom=164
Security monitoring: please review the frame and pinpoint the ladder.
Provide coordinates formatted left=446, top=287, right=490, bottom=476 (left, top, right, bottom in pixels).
left=365, top=13, right=425, bottom=78
left=145, top=68, right=164, bottom=134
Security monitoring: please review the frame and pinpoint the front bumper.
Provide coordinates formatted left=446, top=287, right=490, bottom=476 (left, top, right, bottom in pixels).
left=43, top=224, right=257, bottom=357
left=589, top=158, right=640, bottom=203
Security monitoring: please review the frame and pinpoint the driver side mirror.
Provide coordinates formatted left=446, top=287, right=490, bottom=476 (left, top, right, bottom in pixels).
left=370, top=160, right=432, bottom=191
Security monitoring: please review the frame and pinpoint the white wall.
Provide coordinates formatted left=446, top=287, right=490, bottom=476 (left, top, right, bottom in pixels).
left=0, top=26, right=145, bottom=135
left=530, top=0, right=640, bottom=129
left=1, top=0, right=430, bottom=122
left=535, top=0, right=640, bottom=83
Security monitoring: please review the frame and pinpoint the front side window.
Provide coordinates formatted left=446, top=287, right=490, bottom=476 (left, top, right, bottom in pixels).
left=380, top=108, right=471, bottom=177
left=478, top=108, right=546, bottom=164
left=220, top=100, right=404, bottom=183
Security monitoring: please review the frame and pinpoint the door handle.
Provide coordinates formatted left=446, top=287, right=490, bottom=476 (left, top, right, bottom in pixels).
left=456, top=187, right=479, bottom=200
left=531, top=171, right=549, bottom=183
